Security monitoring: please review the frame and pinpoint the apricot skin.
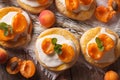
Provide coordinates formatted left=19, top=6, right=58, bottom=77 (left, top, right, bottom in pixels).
left=0, top=48, right=8, bottom=64
left=88, top=43, right=104, bottom=60
left=6, top=57, right=21, bottom=74
left=39, top=10, right=55, bottom=28
left=59, top=44, right=75, bottom=63
left=20, top=60, right=36, bottom=78
left=104, top=70, right=119, bottom=80
left=42, top=38, right=54, bottom=55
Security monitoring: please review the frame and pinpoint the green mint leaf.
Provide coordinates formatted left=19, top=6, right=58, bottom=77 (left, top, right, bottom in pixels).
left=95, top=37, right=104, bottom=51
left=55, top=48, right=62, bottom=55
left=52, top=38, right=62, bottom=54
left=54, top=44, right=62, bottom=54
left=0, top=22, right=13, bottom=36
left=4, top=30, right=9, bottom=36
left=55, top=44, right=62, bottom=49
left=52, top=38, right=57, bottom=45
left=99, top=46, right=104, bottom=52
left=8, top=25, right=13, bottom=34
left=0, top=22, right=8, bottom=30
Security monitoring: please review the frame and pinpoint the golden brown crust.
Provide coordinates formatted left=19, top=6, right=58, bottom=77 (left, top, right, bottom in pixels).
left=80, top=27, right=120, bottom=68
left=55, top=0, right=96, bottom=21
left=17, top=0, right=53, bottom=14
left=0, top=7, right=32, bottom=48
left=35, top=28, right=80, bottom=71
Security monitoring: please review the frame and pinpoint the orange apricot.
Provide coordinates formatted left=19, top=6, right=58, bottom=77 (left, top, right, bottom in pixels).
left=39, top=10, right=55, bottom=28
left=0, top=30, right=15, bottom=41
left=98, top=34, right=114, bottom=51
left=104, top=70, right=119, bottom=80
left=20, top=60, right=36, bottom=78
left=37, top=0, right=48, bottom=6
left=80, top=0, right=93, bottom=5
left=88, top=43, right=104, bottom=60
left=12, top=13, right=27, bottom=34
left=65, top=0, right=79, bottom=11
left=58, top=44, right=75, bottom=63
left=6, top=57, right=22, bottom=74
left=95, top=6, right=116, bottom=22
left=42, top=38, right=54, bottom=55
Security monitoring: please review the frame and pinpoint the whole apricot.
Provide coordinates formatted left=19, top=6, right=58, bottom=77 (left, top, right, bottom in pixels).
left=20, top=60, right=36, bottom=78
left=104, top=70, right=119, bottom=80
left=39, top=10, right=55, bottom=28
left=0, top=48, right=8, bottom=64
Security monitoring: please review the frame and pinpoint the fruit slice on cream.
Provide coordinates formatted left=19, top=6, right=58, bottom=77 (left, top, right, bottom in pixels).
left=36, top=34, right=76, bottom=67
left=86, top=28, right=116, bottom=63
left=95, top=0, right=117, bottom=22
left=0, top=11, right=30, bottom=41
left=64, top=0, right=93, bottom=13
left=20, top=0, right=50, bottom=7
left=37, top=0, right=49, bottom=6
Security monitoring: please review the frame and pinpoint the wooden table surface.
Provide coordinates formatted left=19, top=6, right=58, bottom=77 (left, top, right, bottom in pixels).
left=0, top=49, right=120, bottom=80
left=0, top=0, right=120, bottom=80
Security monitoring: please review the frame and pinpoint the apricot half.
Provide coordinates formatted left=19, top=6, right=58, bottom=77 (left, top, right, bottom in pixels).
left=0, top=30, right=15, bottom=41
left=12, top=12, right=27, bottom=34
left=88, top=43, right=104, bottom=60
left=58, top=44, right=75, bottom=63
left=6, top=57, right=22, bottom=74
left=95, top=6, right=115, bottom=22
left=20, top=60, right=36, bottom=78
left=42, top=38, right=54, bottom=55
left=37, top=0, right=48, bottom=6
left=80, top=0, right=93, bottom=5
left=39, top=10, right=55, bottom=28
left=65, top=0, right=79, bottom=11
left=98, top=34, right=114, bottom=51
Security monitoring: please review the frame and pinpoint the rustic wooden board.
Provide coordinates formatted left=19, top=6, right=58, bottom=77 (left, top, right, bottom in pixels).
left=0, top=0, right=120, bottom=80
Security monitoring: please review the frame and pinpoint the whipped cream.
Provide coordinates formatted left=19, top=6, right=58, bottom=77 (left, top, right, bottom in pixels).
left=0, top=11, right=31, bottom=41
left=36, top=34, right=76, bottom=67
left=20, top=0, right=41, bottom=7
left=0, top=11, right=30, bottom=28
left=86, top=28, right=116, bottom=63
left=96, top=0, right=108, bottom=7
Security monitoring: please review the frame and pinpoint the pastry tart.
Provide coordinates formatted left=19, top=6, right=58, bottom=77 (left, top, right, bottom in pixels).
left=17, top=0, right=53, bottom=14
left=0, top=7, right=32, bottom=48
left=80, top=27, right=120, bottom=68
left=35, top=28, right=80, bottom=71
left=55, top=0, right=96, bottom=21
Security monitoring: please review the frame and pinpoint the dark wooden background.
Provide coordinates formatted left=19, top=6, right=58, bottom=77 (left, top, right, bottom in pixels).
left=0, top=49, right=120, bottom=80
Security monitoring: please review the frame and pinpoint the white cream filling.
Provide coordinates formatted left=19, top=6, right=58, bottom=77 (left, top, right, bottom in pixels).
left=59, top=0, right=92, bottom=13
left=96, top=0, right=108, bottom=7
left=36, top=34, right=76, bottom=67
left=20, top=0, right=41, bottom=7
left=59, top=0, right=66, bottom=7
left=73, top=3, right=92, bottom=13
left=0, top=11, right=31, bottom=41
left=0, top=12, right=17, bottom=25
left=86, top=28, right=116, bottom=63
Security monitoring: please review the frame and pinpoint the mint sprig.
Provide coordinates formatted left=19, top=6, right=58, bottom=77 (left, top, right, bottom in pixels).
left=52, top=38, right=57, bottom=45
left=0, top=22, right=13, bottom=36
left=52, top=38, right=62, bottom=55
left=95, top=37, right=104, bottom=51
